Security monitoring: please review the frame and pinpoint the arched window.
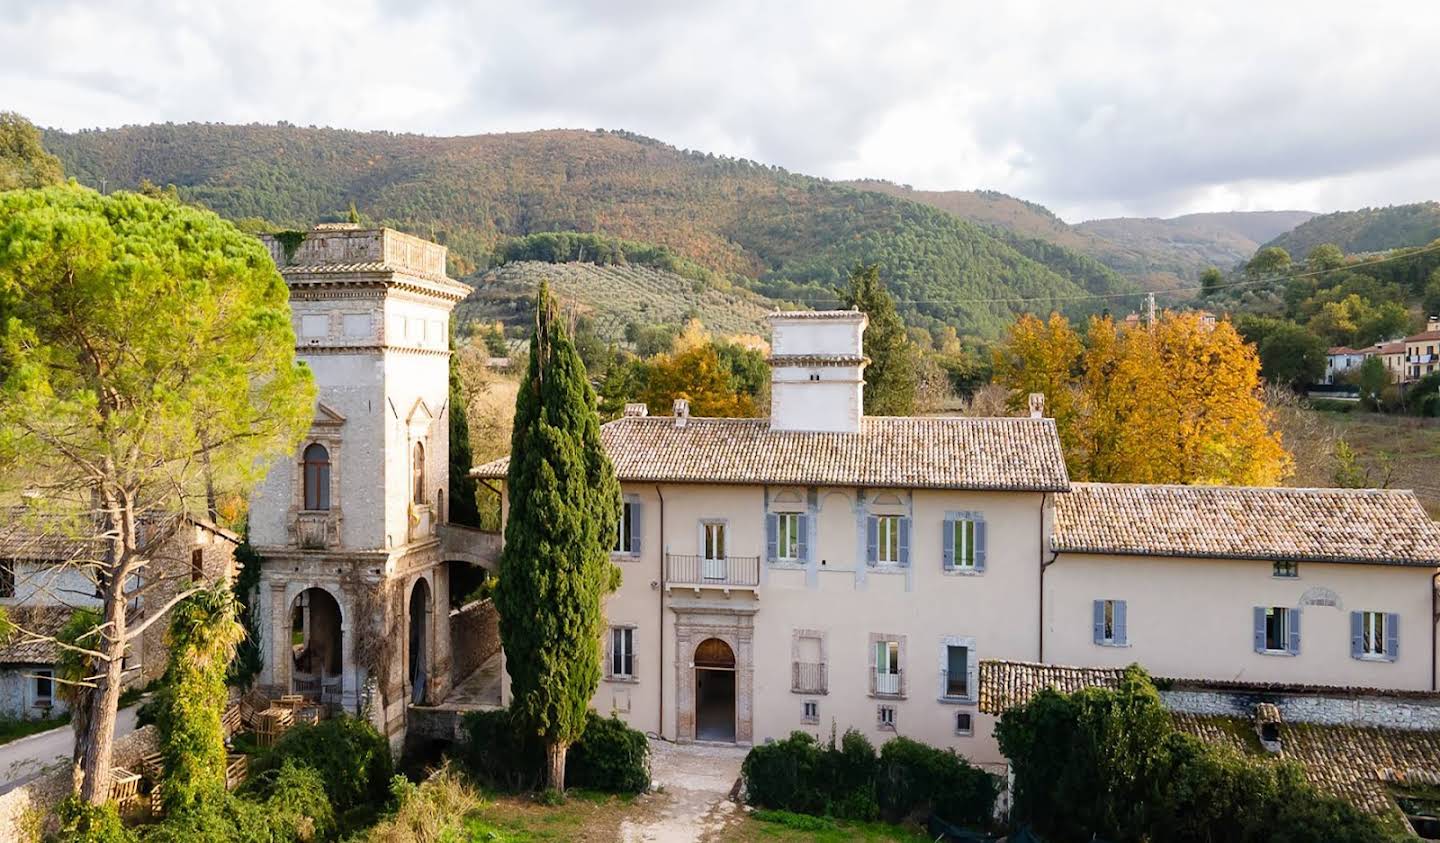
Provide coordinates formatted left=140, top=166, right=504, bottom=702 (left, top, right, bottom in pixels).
left=303, top=443, right=330, bottom=511
left=412, top=441, right=426, bottom=504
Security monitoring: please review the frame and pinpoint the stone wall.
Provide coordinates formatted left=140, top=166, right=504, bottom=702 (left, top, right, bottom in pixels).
left=1161, top=689, right=1440, bottom=731
left=0, top=725, right=159, bottom=843
left=450, top=599, right=499, bottom=685
left=139, top=526, right=238, bottom=685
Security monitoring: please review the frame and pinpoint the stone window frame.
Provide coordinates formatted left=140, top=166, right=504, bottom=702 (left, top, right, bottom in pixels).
left=868, top=631, right=908, bottom=699
left=767, top=488, right=808, bottom=571
left=611, top=494, right=642, bottom=560
left=801, top=699, right=819, bottom=724
left=941, top=510, right=986, bottom=578
left=937, top=635, right=978, bottom=705
left=954, top=710, right=974, bottom=737
left=877, top=703, right=897, bottom=731
left=605, top=623, right=640, bottom=683
left=865, top=492, right=910, bottom=574
left=790, top=628, right=828, bottom=695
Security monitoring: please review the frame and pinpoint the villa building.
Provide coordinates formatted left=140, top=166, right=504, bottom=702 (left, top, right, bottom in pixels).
left=476, top=309, right=1440, bottom=773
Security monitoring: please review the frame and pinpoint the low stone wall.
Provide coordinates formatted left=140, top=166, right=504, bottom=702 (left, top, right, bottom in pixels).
left=0, top=725, right=159, bottom=843
left=450, top=599, right=500, bottom=685
left=1161, top=689, right=1440, bottom=730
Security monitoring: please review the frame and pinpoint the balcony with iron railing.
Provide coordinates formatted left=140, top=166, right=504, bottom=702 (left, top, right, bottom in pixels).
left=939, top=669, right=972, bottom=702
left=792, top=662, right=828, bottom=694
left=870, top=668, right=905, bottom=698
left=665, top=554, right=760, bottom=591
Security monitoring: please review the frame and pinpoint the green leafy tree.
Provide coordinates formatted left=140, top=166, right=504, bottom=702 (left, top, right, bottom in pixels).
left=495, top=282, right=622, bottom=791
left=1246, top=246, right=1292, bottom=279
left=154, top=586, right=245, bottom=814
left=1198, top=267, right=1224, bottom=297
left=1354, top=356, right=1391, bottom=409
left=448, top=339, right=481, bottom=526
left=839, top=264, right=917, bottom=415
left=1305, top=243, right=1346, bottom=272
left=0, top=185, right=315, bottom=803
left=0, top=112, right=63, bottom=191
left=1255, top=321, right=1327, bottom=389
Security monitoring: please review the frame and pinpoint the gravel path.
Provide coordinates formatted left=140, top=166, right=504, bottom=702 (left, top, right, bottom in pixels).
left=620, top=739, right=748, bottom=843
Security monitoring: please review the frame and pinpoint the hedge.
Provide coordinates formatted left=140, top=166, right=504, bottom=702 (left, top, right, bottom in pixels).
left=458, top=707, right=650, bottom=793
left=741, top=729, right=997, bottom=827
left=250, top=716, right=394, bottom=826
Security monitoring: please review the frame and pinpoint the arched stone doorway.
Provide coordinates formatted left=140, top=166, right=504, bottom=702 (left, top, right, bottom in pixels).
left=290, top=587, right=342, bottom=703
left=694, top=637, right=736, bottom=742
left=409, top=579, right=432, bottom=704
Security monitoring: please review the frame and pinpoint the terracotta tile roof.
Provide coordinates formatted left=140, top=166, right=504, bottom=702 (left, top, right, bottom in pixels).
left=0, top=604, right=75, bottom=663
left=0, top=513, right=97, bottom=562
left=472, top=416, right=1071, bottom=491
left=1169, top=713, right=1261, bottom=754
left=1406, top=330, right=1440, bottom=343
left=977, top=660, right=1126, bottom=713
left=1052, top=483, right=1440, bottom=566
left=279, top=263, right=472, bottom=297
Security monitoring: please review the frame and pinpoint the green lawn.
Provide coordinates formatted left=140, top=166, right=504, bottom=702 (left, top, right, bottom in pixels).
left=1286, top=407, right=1440, bottom=515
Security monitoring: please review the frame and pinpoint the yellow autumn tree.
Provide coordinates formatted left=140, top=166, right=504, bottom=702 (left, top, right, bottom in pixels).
left=640, top=322, right=757, bottom=418
left=996, top=311, right=1291, bottom=485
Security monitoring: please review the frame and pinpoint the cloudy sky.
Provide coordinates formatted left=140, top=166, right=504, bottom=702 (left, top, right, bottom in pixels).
left=4, top=0, right=1439, bottom=221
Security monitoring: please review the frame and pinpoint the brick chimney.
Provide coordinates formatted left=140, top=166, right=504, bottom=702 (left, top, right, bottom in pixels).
left=766, top=310, right=869, bottom=433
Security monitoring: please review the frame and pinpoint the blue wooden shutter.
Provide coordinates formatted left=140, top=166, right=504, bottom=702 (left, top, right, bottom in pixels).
left=765, top=514, right=778, bottom=562
left=974, top=519, right=987, bottom=573
left=942, top=519, right=955, bottom=570
left=898, top=518, right=911, bottom=567
left=630, top=502, right=643, bottom=557
left=1093, top=600, right=1105, bottom=644
left=1386, top=613, right=1400, bottom=662
left=866, top=516, right=878, bottom=566
left=796, top=514, right=809, bottom=562
left=1287, top=609, right=1301, bottom=655
left=1115, top=600, right=1127, bottom=646
left=1253, top=607, right=1266, bottom=653
left=1350, top=612, right=1363, bottom=659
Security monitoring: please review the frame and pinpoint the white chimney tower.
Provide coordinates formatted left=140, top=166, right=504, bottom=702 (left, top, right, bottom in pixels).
left=766, top=310, right=869, bottom=433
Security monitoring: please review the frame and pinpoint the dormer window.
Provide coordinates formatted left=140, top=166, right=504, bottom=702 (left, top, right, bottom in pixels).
left=412, top=442, right=426, bottom=504
left=303, top=444, right=331, bottom=511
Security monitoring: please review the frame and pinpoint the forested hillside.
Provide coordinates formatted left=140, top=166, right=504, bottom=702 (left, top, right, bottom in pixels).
left=1261, top=202, right=1440, bottom=259
left=43, top=123, right=1139, bottom=338
left=845, top=179, right=1313, bottom=286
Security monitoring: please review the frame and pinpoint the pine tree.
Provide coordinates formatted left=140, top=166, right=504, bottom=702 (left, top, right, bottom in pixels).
left=448, top=339, right=481, bottom=526
left=495, top=283, right=621, bottom=791
left=840, top=264, right=917, bottom=415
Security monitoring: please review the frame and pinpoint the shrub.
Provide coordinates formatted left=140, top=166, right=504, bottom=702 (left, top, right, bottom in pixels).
left=566, top=712, right=650, bottom=794
left=877, top=736, right=996, bottom=826
left=143, top=762, right=335, bottom=843
left=256, top=716, right=394, bottom=816
left=49, top=797, right=137, bottom=843
left=457, top=707, right=649, bottom=794
left=457, top=708, right=543, bottom=791
left=741, top=731, right=829, bottom=816
left=996, top=665, right=1402, bottom=843
left=360, top=764, right=480, bottom=843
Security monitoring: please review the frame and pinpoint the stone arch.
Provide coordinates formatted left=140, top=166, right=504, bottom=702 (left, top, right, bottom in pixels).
left=407, top=575, right=435, bottom=704
left=289, top=585, right=345, bottom=702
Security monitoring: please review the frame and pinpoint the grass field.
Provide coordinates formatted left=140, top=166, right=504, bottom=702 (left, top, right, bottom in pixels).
left=1279, top=406, right=1440, bottom=517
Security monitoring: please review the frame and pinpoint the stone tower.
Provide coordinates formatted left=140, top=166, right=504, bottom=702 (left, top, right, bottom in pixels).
left=248, top=223, right=483, bottom=743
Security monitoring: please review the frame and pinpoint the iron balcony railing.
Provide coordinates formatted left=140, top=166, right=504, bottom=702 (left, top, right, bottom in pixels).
left=792, top=662, right=828, bottom=694
left=666, top=554, right=760, bottom=587
left=940, top=669, right=972, bottom=700
left=871, top=668, right=905, bottom=698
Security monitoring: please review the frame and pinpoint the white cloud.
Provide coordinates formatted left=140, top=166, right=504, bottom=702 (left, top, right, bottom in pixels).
left=2, top=0, right=1438, bottom=220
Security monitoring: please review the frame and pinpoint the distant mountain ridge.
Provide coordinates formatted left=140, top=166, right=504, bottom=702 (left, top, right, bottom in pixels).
left=845, top=180, right=1315, bottom=286
left=42, top=122, right=1140, bottom=338
left=1261, top=202, right=1440, bottom=258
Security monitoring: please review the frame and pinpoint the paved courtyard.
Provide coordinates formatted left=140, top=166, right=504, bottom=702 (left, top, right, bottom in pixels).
left=620, top=739, right=748, bottom=843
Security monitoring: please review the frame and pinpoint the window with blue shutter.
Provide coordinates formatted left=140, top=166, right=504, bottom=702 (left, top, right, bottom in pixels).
left=1287, top=608, right=1301, bottom=655
left=1093, top=600, right=1126, bottom=646
left=629, top=501, right=642, bottom=557
left=1257, top=606, right=1297, bottom=655
left=943, top=514, right=987, bottom=573
left=866, top=516, right=878, bottom=566
left=1354, top=611, right=1399, bottom=662
left=942, top=518, right=956, bottom=569
left=898, top=517, right=910, bottom=567
left=1114, top=600, right=1127, bottom=645
left=974, top=519, right=987, bottom=572
left=796, top=514, right=809, bottom=562
left=1093, top=600, right=1105, bottom=645
left=614, top=498, right=640, bottom=556
left=766, top=514, right=779, bottom=562
left=1253, top=607, right=1266, bottom=653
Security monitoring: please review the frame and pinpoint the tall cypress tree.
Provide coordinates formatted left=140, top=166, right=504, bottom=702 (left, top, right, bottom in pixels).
left=841, top=264, right=918, bottom=415
left=495, top=283, right=621, bottom=791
